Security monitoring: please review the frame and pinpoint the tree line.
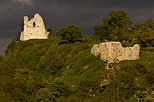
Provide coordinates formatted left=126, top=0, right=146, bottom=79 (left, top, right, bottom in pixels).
left=55, top=10, right=154, bottom=47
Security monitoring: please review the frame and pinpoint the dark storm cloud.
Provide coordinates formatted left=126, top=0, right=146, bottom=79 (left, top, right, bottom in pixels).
left=0, top=0, right=154, bottom=39
left=32, top=0, right=154, bottom=8
left=0, top=0, right=154, bottom=55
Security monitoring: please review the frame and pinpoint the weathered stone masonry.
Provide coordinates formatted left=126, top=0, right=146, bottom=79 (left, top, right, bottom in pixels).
left=91, top=42, right=140, bottom=63
left=20, top=13, right=49, bottom=41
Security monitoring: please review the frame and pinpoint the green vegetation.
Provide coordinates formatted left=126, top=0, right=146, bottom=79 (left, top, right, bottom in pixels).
left=94, top=10, right=132, bottom=42
left=0, top=10, right=154, bottom=102
left=56, top=24, right=82, bottom=43
left=93, top=10, right=154, bottom=47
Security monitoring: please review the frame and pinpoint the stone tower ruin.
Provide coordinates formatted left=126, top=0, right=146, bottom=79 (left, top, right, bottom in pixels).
left=20, top=13, right=49, bottom=41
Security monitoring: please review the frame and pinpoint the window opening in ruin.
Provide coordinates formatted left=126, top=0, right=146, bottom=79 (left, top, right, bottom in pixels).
left=33, top=22, right=36, bottom=27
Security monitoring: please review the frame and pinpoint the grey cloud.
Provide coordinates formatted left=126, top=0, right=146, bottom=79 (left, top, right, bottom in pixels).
left=32, top=0, right=154, bottom=9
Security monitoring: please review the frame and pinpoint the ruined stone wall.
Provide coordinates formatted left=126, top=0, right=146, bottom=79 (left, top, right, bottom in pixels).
left=20, top=13, right=49, bottom=41
left=91, top=42, right=140, bottom=63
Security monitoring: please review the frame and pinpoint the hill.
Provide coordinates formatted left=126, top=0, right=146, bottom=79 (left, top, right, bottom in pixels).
left=0, top=36, right=154, bottom=102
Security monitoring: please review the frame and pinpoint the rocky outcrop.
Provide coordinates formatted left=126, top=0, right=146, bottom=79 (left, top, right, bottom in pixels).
left=20, top=13, right=49, bottom=41
left=91, top=42, right=140, bottom=63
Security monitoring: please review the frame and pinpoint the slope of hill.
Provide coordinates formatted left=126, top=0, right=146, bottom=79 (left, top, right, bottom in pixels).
left=0, top=36, right=154, bottom=102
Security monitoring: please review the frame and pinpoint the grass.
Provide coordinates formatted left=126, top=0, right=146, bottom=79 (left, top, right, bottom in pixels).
left=1, top=37, right=154, bottom=101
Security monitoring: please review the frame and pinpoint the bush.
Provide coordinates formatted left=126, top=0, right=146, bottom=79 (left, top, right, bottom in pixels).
left=110, top=73, right=135, bottom=100
left=38, top=46, right=63, bottom=75
left=34, top=88, right=55, bottom=102
left=49, top=78, right=71, bottom=98
left=78, top=79, right=101, bottom=97
left=56, top=24, right=82, bottom=43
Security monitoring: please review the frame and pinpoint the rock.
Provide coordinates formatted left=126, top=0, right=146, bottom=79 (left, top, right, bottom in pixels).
left=91, top=42, right=140, bottom=63
left=20, top=13, right=49, bottom=41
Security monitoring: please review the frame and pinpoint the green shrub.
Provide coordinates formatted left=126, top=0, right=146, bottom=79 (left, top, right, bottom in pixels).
left=109, top=73, right=135, bottom=100
left=56, top=24, right=82, bottom=43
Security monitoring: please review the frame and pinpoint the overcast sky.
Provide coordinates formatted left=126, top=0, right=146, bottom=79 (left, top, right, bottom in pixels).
left=0, top=0, right=154, bottom=56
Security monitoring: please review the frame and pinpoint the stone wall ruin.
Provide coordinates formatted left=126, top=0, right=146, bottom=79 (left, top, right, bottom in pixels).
left=20, top=13, right=49, bottom=41
left=91, top=42, right=140, bottom=63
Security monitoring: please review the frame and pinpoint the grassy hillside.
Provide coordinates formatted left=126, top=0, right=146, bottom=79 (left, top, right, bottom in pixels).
left=0, top=36, right=154, bottom=102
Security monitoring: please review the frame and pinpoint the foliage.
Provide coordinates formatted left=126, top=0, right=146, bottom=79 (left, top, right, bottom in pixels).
left=93, top=10, right=154, bottom=47
left=110, top=73, right=135, bottom=100
left=78, top=79, right=101, bottom=97
left=94, top=10, right=132, bottom=41
left=0, top=56, right=3, bottom=62
left=133, top=25, right=154, bottom=47
left=34, top=88, right=55, bottom=102
left=38, top=46, right=63, bottom=75
left=132, top=18, right=154, bottom=47
left=107, top=10, right=132, bottom=28
left=145, top=18, right=154, bottom=30
left=56, top=24, right=82, bottom=43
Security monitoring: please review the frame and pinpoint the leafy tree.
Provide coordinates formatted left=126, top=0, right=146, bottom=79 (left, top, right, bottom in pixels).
left=145, top=18, right=154, bottom=30
left=94, top=10, right=132, bottom=41
left=133, top=18, right=154, bottom=47
left=107, top=10, right=132, bottom=28
left=94, top=24, right=112, bottom=41
left=56, top=24, right=82, bottom=43
left=133, top=25, right=153, bottom=47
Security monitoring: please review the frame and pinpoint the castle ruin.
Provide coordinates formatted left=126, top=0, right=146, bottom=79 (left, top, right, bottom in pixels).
left=20, top=13, right=49, bottom=41
left=91, top=42, right=140, bottom=63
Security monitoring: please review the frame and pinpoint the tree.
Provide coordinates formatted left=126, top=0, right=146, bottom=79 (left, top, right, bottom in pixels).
left=56, top=24, right=82, bottom=43
left=134, top=18, right=154, bottom=31
left=133, top=18, right=154, bottom=47
left=145, top=18, right=154, bottom=30
left=94, top=10, right=132, bottom=41
left=133, top=25, right=153, bottom=47
left=106, top=10, right=132, bottom=28
left=94, top=24, right=112, bottom=41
